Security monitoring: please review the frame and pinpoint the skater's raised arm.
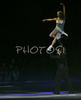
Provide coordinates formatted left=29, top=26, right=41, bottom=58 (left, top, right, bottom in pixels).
left=60, top=3, right=66, bottom=20
left=42, top=18, right=57, bottom=22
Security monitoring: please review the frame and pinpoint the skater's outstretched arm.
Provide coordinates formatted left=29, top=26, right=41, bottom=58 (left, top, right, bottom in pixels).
left=60, top=3, right=66, bottom=20
left=42, top=18, right=57, bottom=22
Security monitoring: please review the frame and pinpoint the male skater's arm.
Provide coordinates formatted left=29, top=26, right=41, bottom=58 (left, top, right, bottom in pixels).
left=50, top=53, right=60, bottom=59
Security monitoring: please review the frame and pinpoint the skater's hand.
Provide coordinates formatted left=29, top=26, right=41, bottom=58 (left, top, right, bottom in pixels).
left=42, top=19, right=46, bottom=22
left=60, top=3, right=64, bottom=6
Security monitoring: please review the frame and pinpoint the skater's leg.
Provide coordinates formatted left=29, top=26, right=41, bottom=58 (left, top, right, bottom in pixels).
left=49, top=29, right=56, bottom=38
left=47, top=34, right=58, bottom=51
left=54, top=68, right=63, bottom=94
left=63, top=67, right=74, bottom=93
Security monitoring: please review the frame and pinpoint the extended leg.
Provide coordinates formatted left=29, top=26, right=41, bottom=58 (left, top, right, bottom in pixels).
left=47, top=34, right=58, bottom=51
left=51, top=34, right=57, bottom=46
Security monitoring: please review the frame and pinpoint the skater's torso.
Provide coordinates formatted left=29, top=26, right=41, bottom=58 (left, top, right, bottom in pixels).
left=50, top=53, right=67, bottom=68
left=56, top=54, right=67, bottom=68
left=56, top=19, right=65, bottom=31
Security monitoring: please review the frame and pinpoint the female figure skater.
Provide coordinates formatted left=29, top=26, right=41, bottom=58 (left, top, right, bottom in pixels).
left=42, top=3, right=68, bottom=51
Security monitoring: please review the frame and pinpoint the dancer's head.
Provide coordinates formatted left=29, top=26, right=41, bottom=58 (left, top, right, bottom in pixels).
left=57, top=11, right=64, bottom=19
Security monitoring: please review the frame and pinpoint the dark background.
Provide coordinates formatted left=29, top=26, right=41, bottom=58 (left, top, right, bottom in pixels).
left=0, top=0, right=81, bottom=80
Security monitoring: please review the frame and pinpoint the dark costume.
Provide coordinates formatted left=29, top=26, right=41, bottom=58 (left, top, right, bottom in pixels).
left=50, top=51, right=74, bottom=94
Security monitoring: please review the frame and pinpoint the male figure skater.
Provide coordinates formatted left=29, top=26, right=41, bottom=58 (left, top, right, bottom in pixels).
left=50, top=46, right=74, bottom=94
